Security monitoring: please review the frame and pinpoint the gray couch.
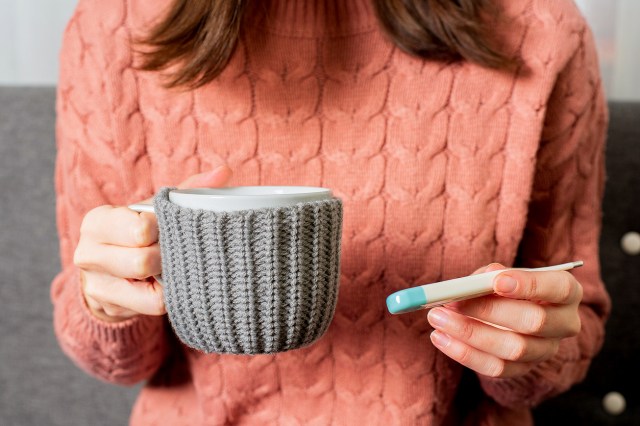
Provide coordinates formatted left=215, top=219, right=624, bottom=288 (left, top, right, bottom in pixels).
left=0, top=87, right=638, bottom=425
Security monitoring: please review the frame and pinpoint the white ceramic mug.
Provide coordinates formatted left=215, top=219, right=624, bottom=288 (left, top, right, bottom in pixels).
left=128, top=186, right=334, bottom=284
left=129, top=186, right=333, bottom=213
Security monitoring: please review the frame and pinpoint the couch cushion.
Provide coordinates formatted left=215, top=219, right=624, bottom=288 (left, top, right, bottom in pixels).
left=1, top=86, right=638, bottom=425
left=0, top=86, right=137, bottom=426
left=533, top=102, right=640, bottom=425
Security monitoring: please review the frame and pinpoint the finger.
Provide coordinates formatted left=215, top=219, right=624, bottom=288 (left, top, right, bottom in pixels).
left=494, top=270, right=583, bottom=305
left=75, top=241, right=161, bottom=280
left=430, top=330, right=534, bottom=378
left=83, top=290, right=101, bottom=312
left=427, top=308, right=560, bottom=363
left=128, top=165, right=232, bottom=208
left=100, top=302, right=140, bottom=319
left=81, top=205, right=158, bottom=247
left=450, top=295, right=581, bottom=338
left=177, top=164, right=233, bottom=189
left=83, top=271, right=166, bottom=316
left=471, top=262, right=507, bottom=275
left=85, top=300, right=136, bottom=322
left=447, top=263, right=508, bottom=311
left=84, top=291, right=139, bottom=322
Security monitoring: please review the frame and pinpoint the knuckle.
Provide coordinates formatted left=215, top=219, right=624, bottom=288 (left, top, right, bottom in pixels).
left=486, top=360, right=505, bottom=378
left=73, top=248, right=83, bottom=268
left=476, top=298, right=495, bottom=319
left=558, top=275, right=575, bottom=304
left=133, top=250, right=154, bottom=279
left=79, top=217, right=90, bottom=236
left=457, top=345, right=475, bottom=365
left=133, top=215, right=156, bottom=246
left=81, top=206, right=109, bottom=233
left=82, top=278, right=101, bottom=301
left=506, top=335, right=529, bottom=361
left=73, top=243, right=89, bottom=268
left=83, top=282, right=96, bottom=299
left=525, top=274, right=538, bottom=300
left=524, top=306, right=547, bottom=334
left=79, top=210, right=96, bottom=234
left=459, top=320, right=476, bottom=342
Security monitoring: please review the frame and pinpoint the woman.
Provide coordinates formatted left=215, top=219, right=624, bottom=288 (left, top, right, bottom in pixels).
left=52, top=0, right=610, bottom=424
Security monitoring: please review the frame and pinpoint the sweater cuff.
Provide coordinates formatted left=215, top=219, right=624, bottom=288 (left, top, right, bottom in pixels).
left=53, top=267, right=168, bottom=384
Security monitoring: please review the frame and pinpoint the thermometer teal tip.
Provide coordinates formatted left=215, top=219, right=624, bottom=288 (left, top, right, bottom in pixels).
left=386, top=287, right=427, bottom=315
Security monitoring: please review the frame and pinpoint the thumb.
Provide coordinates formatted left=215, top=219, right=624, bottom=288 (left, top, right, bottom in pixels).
left=130, top=165, right=233, bottom=207
left=177, top=164, right=233, bottom=189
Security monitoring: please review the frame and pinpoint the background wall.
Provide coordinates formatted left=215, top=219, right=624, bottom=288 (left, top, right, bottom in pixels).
left=0, top=0, right=76, bottom=86
left=576, top=0, right=640, bottom=101
left=0, top=0, right=638, bottom=100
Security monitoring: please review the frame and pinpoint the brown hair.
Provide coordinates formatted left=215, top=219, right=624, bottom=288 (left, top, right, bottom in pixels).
left=138, top=0, right=248, bottom=89
left=138, top=0, right=513, bottom=89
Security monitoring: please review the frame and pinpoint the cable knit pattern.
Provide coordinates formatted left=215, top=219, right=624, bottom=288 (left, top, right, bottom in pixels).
left=51, top=0, right=610, bottom=424
left=153, top=187, right=343, bottom=354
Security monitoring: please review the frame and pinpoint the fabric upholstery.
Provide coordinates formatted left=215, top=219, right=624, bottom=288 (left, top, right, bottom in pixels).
left=533, top=102, right=640, bottom=425
left=0, top=87, right=137, bottom=426
left=0, top=87, right=637, bottom=424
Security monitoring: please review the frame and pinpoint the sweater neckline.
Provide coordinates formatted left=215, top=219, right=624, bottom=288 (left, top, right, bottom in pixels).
left=248, top=0, right=378, bottom=38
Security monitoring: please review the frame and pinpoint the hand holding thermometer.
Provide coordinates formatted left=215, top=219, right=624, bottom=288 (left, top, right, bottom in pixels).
left=386, top=261, right=584, bottom=315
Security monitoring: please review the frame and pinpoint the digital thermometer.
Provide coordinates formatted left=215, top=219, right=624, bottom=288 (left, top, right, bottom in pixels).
left=386, top=261, right=584, bottom=315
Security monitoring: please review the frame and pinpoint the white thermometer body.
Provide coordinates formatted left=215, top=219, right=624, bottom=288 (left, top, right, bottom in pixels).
left=386, top=261, right=583, bottom=315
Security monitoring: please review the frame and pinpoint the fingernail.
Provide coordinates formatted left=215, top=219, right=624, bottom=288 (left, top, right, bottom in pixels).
left=428, top=308, right=449, bottom=328
left=496, top=275, right=518, bottom=293
left=431, top=330, right=450, bottom=348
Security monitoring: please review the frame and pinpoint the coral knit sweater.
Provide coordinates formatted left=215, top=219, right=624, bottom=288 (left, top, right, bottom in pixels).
left=52, top=0, right=610, bottom=424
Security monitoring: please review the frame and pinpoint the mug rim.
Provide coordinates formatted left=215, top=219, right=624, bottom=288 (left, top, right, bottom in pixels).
left=168, top=186, right=333, bottom=212
left=171, top=185, right=332, bottom=199
left=128, top=186, right=334, bottom=214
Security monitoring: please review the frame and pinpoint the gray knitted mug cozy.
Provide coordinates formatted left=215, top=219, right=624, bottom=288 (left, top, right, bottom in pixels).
left=152, top=187, right=343, bottom=355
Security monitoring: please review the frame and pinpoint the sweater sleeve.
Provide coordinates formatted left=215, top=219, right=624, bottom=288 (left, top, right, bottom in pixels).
left=477, top=20, right=611, bottom=407
left=51, top=1, right=169, bottom=385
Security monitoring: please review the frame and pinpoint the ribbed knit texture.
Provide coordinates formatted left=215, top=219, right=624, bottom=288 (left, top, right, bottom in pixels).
left=153, top=187, right=343, bottom=354
left=51, top=0, right=611, bottom=424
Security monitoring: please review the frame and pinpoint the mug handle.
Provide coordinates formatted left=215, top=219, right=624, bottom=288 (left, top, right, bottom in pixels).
left=128, top=202, right=155, bottom=214
left=128, top=202, right=164, bottom=285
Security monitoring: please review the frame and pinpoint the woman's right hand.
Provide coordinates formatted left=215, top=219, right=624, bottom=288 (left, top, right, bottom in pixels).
left=73, top=165, right=233, bottom=323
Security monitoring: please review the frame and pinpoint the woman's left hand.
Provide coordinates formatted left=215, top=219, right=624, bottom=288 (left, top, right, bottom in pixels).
left=427, top=263, right=583, bottom=378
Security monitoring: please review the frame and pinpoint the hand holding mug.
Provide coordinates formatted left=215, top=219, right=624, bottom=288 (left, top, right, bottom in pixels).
left=427, top=263, right=583, bottom=378
left=73, top=165, right=233, bottom=322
